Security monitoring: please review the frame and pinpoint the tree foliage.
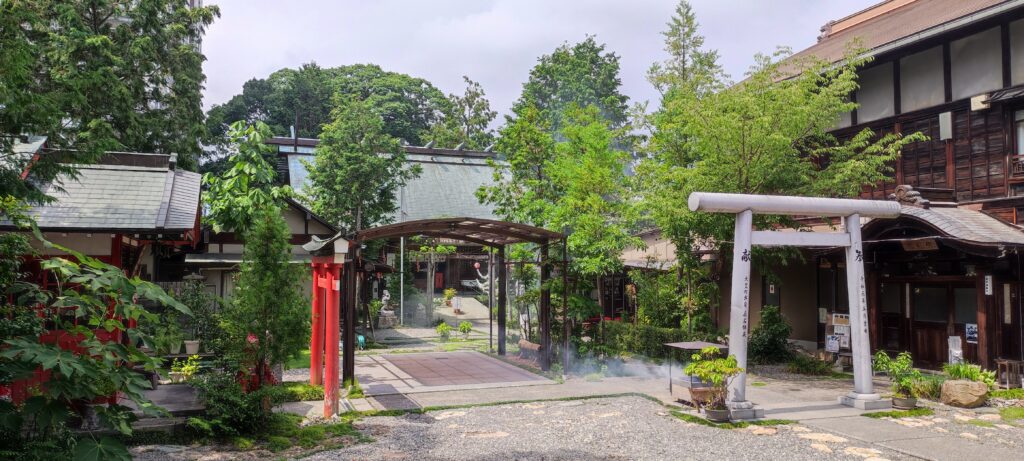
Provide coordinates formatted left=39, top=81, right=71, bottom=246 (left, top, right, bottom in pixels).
left=202, top=121, right=293, bottom=233
left=204, top=63, right=451, bottom=152
left=0, top=0, right=219, bottom=181
left=637, top=1, right=926, bottom=269
left=305, top=96, right=421, bottom=233
left=221, top=208, right=309, bottom=389
left=425, top=76, right=497, bottom=150
left=510, top=36, right=630, bottom=132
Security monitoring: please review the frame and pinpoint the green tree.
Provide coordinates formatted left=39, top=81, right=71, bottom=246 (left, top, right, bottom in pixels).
left=221, top=208, right=308, bottom=389
left=202, top=121, right=292, bottom=233
left=510, top=36, right=630, bottom=132
left=204, top=63, right=450, bottom=150
left=0, top=0, right=219, bottom=178
left=305, top=95, right=421, bottom=233
left=426, top=76, right=497, bottom=150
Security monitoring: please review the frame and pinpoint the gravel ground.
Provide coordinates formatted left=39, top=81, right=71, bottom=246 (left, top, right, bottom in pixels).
left=874, top=403, right=1024, bottom=449
left=307, top=396, right=912, bottom=461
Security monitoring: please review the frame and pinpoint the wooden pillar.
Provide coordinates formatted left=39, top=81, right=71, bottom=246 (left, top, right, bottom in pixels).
left=562, top=238, right=570, bottom=373
left=497, top=246, right=507, bottom=356
left=323, top=265, right=340, bottom=417
left=343, top=246, right=357, bottom=385
left=310, top=264, right=324, bottom=386
left=539, top=240, right=551, bottom=371
left=977, top=269, right=991, bottom=368
left=867, top=269, right=880, bottom=351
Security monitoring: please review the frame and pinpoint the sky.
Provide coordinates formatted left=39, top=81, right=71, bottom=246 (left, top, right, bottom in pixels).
left=201, top=0, right=880, bottom=122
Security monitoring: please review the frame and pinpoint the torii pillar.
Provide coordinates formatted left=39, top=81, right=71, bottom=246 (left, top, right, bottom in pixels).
left=304, top=234, right=349, bottom=418
left=688, top=192, right=900, bottom=418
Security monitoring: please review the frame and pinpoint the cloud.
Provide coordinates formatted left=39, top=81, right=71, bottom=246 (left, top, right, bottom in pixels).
left=201, top=0, right=877, bottom=122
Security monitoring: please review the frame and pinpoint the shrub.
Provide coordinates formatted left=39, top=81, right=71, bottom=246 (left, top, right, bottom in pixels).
left=458, top=321, right=473, bottom=338
left=436, top=322, right=452, bottom=341
left=443, top=288, right=457, bottom=302
left=943, top=362, right=996, bottom=389
left=599, top=321, right=710, bottom=360
left=748, top=305, right=792, bottom=364
left=683, top=347, right=742, bottom=410
left=787, top=354, right=833, bottom=376
left=873, top=351, right=921, bottom=398
left=911, top=374, right=945, bottom=400
left=188, top=372, right=271, bottom=437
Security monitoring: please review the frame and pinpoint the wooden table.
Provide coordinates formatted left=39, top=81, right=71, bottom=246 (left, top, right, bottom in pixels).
left=995, top=359, right=1023, bottom=389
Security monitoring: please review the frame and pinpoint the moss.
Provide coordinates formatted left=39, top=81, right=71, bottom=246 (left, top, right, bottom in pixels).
left=750, top=382, right=767, bottom=387
left=991, top=388, right=1024, bottom=400
left=670, top=411, right=794, bottom=429
left=266, top=435, right=292, bottom=452
left=1000, top=407, right=1024, bottom=423
left=967, top=419, right=995, bottom=428
left=862, top=408, right=934, bottom=419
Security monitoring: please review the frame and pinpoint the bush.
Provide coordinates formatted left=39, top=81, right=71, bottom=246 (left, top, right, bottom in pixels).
left=873, top=351, right=921, bottom=398
left=458, top=321, right=473, bottom=337
left=188, top=372, right=271, bottom=437
left=943, top=362, right=996, bottom=389
left=911, top=375, right=945, bottom=400
left=598, top=321, right=715, bottom=360
left=787, top=355, right=833, bottom=376
left=748, top=305, right=792, bottom=364
left=436, top=322, right=452, bottom=341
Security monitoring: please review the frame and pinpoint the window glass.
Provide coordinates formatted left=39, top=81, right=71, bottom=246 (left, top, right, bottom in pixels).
left=954, top=288, right=977, bottom=324
left=1016, top=110, right=1024, bottom=155
left=912, top=286, right=948, bottom=322
left=880, top=283, right=901, bottom=313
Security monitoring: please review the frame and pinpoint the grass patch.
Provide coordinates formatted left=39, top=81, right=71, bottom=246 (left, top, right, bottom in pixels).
left=991, top=388, right=1024, bottom=400
left=862, top=408, right=934, bottom=419
left=583, top=372, right=604, bottom=382
left=346, top=378, right=365, bottom=399
left=268, top=382, right=324, bottom=402
left=670, top=410, right=794, bottom=429
left=750, top=381, right=767, bottom=387
left=1001, top=407, right=1024, bottom=423
left=266, top=435, right=292, bottom=452
left=285, top=349, right=312, bottom=370
left=967, top=419, right=996, bottom=428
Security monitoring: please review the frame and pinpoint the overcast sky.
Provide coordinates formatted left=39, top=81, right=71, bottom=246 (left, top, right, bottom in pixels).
left=201, top=0, right=879, bottom=121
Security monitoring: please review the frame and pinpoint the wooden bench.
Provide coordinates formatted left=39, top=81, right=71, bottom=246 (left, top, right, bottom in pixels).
left=518, top=339, right=543, bottom=362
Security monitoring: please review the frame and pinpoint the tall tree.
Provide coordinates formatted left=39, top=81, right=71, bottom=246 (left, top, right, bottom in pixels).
left=202, top=121, right=292, bottom=234
left=0, top=0, right=218, bottom=179
left=425, top=76, right=497, bottom=150
left=203, top=63, right=450, bottom=155
left=509, top=36, right=629, bottom=132
left=222, top=207, right=308, bottom=389
left=305, top=96, right=421, bottom=233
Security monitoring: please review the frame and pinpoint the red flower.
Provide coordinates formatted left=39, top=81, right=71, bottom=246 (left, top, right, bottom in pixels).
left=247, top=333, right=258, bottom=344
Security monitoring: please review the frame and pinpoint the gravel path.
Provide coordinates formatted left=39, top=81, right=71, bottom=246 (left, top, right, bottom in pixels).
left=307, top=396, right=912, bottom=461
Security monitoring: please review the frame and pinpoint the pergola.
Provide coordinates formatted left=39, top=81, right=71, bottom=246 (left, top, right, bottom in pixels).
left=305, top=217, right=565, bottom=417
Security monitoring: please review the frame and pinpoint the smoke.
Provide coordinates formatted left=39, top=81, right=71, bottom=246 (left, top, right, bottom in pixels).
left=561, top=345, right=680, bottom=381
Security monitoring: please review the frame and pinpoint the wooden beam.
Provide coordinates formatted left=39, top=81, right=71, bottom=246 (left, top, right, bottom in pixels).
left=750, top=231, right=851, bottom=247
left=539, top=240, right=551, bottom=371
left=497, top=246, right=507, bottom=356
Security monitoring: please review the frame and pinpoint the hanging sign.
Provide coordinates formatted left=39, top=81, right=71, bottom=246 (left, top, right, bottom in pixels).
left=984, top=275, right=993, bottom=296
left=965, top=323, right=979, bottom=344
left=831, top=313, right=850, bottom=326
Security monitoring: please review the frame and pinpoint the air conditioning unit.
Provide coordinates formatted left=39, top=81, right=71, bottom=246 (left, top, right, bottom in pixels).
left=971, top=94, right=990, bottom=111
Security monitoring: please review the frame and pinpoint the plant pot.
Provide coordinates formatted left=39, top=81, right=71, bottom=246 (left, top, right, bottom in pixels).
left=169, top=341, right=182, bottom=355
left=169, top=371, right=185, bottom=383
left=704, top=408, right=731, bottom=423
left=184, top=340, right=201, bottom=355
left=892, top=397, right=917, bottom=409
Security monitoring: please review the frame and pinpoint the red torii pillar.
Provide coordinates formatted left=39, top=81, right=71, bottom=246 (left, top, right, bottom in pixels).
left=311, top=256, right=343, bottom=417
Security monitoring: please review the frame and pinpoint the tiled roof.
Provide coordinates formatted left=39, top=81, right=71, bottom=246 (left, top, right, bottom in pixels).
left=392, top=153, right=501, bottom=222
left=6, top=153, right=201, bottom=232
left=788, top=0, right=1008, bottom=65
left=898, top=205, right=1024, bottom=245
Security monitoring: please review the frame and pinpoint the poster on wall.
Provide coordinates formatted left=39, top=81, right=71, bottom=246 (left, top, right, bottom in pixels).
left=833, top=324, right=851, bottom=349
left=965, top=323, right=979, bottom=344
left=831, top=313, right=850, bottom=326
left=826, top=335, right=840, bottom=353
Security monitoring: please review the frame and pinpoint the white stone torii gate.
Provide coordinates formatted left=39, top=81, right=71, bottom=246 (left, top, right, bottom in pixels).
left=688, top=192, right=901, bottom=417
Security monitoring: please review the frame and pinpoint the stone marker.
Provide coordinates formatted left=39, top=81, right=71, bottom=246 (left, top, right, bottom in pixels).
left=940, top=380, right=989, bottom=408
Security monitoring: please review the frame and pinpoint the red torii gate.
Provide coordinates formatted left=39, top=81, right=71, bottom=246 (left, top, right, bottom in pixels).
left=304, top=234, right=348, bottom=416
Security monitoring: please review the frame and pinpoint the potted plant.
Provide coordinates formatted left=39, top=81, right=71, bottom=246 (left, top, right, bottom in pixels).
left=436, top=322, right=452, bottom=342
left=458, top=321, right=473, bottom=340
left=443, top=288, right=457, bottom=307
left=873, top=351, right=921, bottom=409
left=683, top=346, right=742, bottom=422
left=169, top=358, right=185, bottom=383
